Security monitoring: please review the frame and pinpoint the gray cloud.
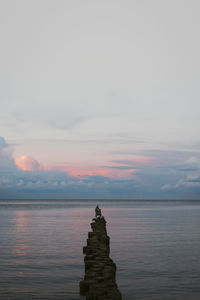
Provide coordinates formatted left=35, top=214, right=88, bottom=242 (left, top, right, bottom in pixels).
left=105, top=165, right=140, bottom=170
left=0, top=136, right=200, bottom=199
left=0, top=137, right=16, bottom=172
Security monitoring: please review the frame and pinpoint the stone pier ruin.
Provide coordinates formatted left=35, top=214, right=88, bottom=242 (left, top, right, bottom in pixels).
left=80, top=206, right=122, bottom=300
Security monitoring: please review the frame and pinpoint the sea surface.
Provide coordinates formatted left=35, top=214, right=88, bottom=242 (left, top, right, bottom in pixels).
left=0, top=200, right=200, bottom=300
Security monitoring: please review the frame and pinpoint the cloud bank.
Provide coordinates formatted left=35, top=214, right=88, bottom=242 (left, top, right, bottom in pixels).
left=0, top=137, right=199, bottom=199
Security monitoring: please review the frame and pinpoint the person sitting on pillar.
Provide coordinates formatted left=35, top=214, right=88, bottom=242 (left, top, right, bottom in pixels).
left=95, top=205, right=102, bottom=218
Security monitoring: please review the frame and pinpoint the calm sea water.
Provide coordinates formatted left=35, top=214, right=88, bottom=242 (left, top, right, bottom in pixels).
left=0, top=200, right=200, bottom=300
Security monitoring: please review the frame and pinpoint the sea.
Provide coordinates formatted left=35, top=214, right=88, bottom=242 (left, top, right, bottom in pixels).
left=0, top=199, right=200, bottom=300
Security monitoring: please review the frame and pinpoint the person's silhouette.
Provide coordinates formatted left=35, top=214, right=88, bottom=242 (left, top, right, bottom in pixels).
left=95, top=205, right=102, bottom=218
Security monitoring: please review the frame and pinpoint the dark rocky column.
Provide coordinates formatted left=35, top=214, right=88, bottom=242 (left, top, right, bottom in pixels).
left=80, top=207, right=122, bottom=300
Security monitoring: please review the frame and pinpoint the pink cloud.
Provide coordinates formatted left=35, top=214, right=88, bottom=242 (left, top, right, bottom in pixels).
left=14, top=155, right=136, bottom=178
left=15, top=156, right=42, bottom=171
left=14, top=153, right=140, bottom=179
left=53, top=166, right=136, bottom=179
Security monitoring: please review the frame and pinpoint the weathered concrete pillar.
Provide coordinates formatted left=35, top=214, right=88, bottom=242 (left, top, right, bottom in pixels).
left=80, top=207, right=122, bottom=300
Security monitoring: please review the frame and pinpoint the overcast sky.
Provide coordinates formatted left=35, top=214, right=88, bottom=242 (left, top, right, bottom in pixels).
left=0, top=0, right=200, bottom=199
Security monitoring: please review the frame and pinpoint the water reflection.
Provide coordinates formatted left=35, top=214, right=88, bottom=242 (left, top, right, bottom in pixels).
left=15, top=211, right=29, bottom=233
left=13, top=211, right=29, bottom=261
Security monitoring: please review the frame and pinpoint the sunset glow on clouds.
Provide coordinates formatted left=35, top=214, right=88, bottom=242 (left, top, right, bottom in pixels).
left=55, top=155, right=153, bottom=179
left=14, top=145, right=152, bottom=179
left=15, top=156, right=42, bottom=171
left=63, top=166, right=136, bottom=179
left=0, top=136, right=199, bottom=199
left=15, top=156, right=137, bottom=179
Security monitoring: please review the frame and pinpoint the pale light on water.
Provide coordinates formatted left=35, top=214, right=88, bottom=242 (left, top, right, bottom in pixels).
left=0, top=200, right=200, bottom=299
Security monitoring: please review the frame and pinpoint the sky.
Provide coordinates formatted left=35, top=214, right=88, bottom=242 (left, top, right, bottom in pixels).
left=0, top=0, right=200, bottom=199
